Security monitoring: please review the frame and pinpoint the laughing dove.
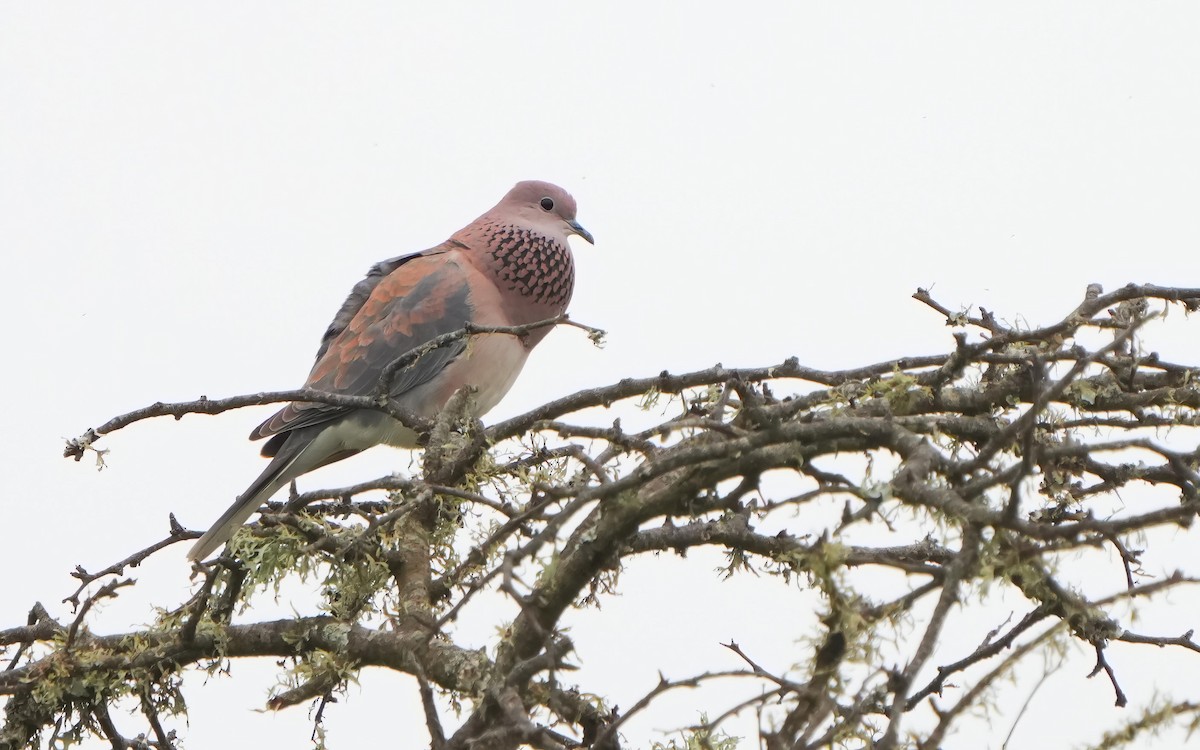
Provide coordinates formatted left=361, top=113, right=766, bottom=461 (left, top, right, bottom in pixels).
left=188, top=181, right=593, bottom=561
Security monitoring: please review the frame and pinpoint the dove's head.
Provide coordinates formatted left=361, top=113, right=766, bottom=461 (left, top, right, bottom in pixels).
left=494, top=180, right=594, bottom=246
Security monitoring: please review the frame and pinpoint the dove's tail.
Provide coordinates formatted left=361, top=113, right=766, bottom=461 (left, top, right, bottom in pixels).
left=186, top=426, right=360, bottom=561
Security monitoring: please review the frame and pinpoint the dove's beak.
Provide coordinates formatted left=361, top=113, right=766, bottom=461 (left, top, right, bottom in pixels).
left=568, top=220, right=594, bottom=245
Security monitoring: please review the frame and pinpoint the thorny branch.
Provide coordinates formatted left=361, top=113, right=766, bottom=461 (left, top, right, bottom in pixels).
left=8, top=283, right=1200, bottom=749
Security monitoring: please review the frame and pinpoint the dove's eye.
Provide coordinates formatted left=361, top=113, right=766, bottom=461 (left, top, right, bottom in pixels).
left=540, top=197, right=555, bottom=211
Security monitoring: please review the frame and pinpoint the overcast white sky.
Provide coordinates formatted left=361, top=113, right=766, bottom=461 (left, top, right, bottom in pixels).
left=3, top=3, right=1200, bottom=748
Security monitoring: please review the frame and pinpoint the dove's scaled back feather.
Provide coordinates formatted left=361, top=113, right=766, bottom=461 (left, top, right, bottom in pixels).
left=187, top=181, right=593, bottom=561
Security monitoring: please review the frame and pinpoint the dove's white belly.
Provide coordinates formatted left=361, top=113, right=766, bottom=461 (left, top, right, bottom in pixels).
left=420, top=332, right=531, bottom=417
left=342, top=333, right=530, bottom=450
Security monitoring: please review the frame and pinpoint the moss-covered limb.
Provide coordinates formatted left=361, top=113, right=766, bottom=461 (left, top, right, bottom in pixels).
left=988, top=533, right=1123, bottom=646
left=0, top=613, right=600, bottom=749
left=0, top=618, right=482, bottom=696
left=627, top=514, right=954, bottom=577
left=0, top=610, right=62, bottom=651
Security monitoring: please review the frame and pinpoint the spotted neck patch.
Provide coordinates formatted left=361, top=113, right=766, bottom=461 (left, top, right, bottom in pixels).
left=485, top=224, right=575, bottom=309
